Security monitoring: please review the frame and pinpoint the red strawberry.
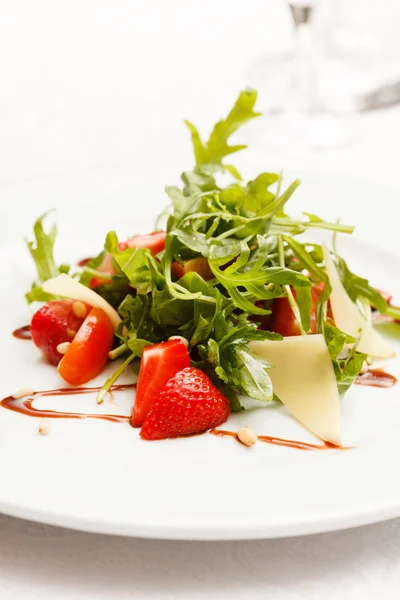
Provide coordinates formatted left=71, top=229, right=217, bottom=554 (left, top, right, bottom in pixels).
left=140, top=367, right=230, bottom=440
left=131, top=339, right=190, bottom=427
left=31, top=300, right=90, bottom=366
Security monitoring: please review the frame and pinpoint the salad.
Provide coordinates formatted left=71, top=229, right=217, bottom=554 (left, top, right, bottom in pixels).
left=17, top=89, right=399, bottom=445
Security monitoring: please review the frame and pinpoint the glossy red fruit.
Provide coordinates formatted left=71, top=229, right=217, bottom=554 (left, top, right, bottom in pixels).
left=131, top=339, right=190, bottom=427
left=31, top=300, right=90, bottom=365
left=268, top=283, right=333, bottom=337
left=127, top=231, right=167, bottom=256
left=140, top=367, right=230, bottom=440
left=269, top=296, right=302, bottom=336
left=58, top=307, right=114, bottom=386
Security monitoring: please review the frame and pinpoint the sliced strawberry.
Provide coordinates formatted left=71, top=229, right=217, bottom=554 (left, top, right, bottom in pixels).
left=31, top=300, right=90, bottom=365
left=140, top=367, right=230, bottom=440
left=127, top=231, right=166, bottom=256
left=171, top=257, right=213, bottom=281
left=131, top=339, right=190, bottom=427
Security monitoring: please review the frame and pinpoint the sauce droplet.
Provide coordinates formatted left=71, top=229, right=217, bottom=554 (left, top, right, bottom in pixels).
left=12, top=325, right=32, bottom=340
left=77, top=257, right=93, bottom=267
left=355, top=368, right=397, bottom=388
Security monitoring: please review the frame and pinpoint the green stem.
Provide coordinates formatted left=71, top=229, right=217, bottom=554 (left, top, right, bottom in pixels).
left=82, top=266, right=112, bottom=279
left=109, top=343, right=128, bottom=360
left=216, top=225, right=246, bottom=240
left=272, top=218, right=354, bottom=235
left=96, top=353, right=135, bottom=405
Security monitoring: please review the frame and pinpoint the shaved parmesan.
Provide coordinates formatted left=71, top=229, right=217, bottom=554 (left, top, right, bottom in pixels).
left=323, top=244, right=395, bottom=358
left=250, top=335, right=341, bottom=445
left=42, top=274, right=121, bottom=330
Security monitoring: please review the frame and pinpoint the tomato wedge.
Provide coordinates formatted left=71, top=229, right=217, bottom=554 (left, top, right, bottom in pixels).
left=126, top=231, right=166, bottom=256
left=131, top=339, right=190, bottom=427
left=267, top=282, right=334, bottom=336
left=171, top=257, right=213, bottom=281
left=57, top=307, right=114, bottom=386
left=269, top=296, right=303, bottom=336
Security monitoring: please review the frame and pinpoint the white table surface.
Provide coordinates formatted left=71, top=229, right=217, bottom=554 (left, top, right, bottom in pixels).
left=2, top=1, right=400, bottom=598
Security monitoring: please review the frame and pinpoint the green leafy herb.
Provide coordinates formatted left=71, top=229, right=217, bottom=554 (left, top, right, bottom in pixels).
left=25, top=212, right=70, bottom=303
left=324, top=322, right=366, bottom=394
left=185, top=88, right=261, bottom=178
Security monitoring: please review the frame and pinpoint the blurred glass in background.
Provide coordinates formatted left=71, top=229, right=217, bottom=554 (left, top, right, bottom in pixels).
left=248, top=0, right=400, bottom=149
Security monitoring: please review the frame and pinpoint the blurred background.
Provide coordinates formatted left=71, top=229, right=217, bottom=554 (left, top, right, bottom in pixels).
left=1, top=0, right=400, bottom=241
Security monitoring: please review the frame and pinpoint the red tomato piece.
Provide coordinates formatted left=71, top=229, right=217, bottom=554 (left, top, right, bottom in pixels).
left=269, top=296, right=303, bottom=337
left=171, top=257, right=213, bottom=281
left=267, top=282, right=334, bottom=336
left=57, top=307, right=114, bottom=386
left=131, top=339, right=191, bottom=427
left=127, top=231, right=166, bottom=256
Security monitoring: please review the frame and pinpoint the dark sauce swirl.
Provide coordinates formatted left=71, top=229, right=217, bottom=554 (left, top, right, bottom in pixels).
left=210, top=429, right=351, bottom=451
left=1, top=384, right=136, bottom=422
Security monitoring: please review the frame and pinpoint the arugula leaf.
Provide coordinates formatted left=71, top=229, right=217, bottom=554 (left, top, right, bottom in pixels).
left=181, top=166, right=220, bottom=196
left=25, top=212, right=70, bottom=304
left=118, top=294, right=158, bottom=343
left=206, top=318, right=280, bottom=402
left=209, top=236, right=310, bottom=314
left=324, top=322, right=366, bottom=394
left=26, top=211, right=59, bottom=282
left=105, top=231, right=164, bottom=294
left=283, top=236, right=327, bottom=282
left=185, top=89, right=261, bottom=176
left=335, top=255, right=388, bottom=313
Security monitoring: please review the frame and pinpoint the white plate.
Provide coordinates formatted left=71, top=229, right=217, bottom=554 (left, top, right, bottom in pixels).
left=1, top=210, right=400, bottom=540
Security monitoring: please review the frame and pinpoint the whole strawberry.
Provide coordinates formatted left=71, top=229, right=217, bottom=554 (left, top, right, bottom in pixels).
left=140, top=367, right=230, bottom=440
left=31, top=300, right=89, bottom=365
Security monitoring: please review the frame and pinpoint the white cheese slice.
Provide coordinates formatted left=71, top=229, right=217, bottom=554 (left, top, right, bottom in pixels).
left=322, top=244, right=395, bottom=358
left=250, top=335, right=341, bottom=445
left=42, top=274, right=121, bottom=330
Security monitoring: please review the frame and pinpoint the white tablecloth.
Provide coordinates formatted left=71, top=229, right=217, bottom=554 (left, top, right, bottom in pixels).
left=2, top=1, right=400, bottom=598
left=2, top=514, right=400, bottom=600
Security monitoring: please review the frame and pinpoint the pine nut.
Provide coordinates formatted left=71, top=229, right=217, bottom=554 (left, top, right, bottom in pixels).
left=12, top=387, right=34, bottom=399
left=67, top=329, right=77, bottom=339
left=238, top=426, right=258, bottom=447
left=72, top=301, right=87, bottom=319
left=38, top=419, right=50, bottom=436
left=168, top=335, right=189, bottom=348
left=56, top=342, right=71, bottom=355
